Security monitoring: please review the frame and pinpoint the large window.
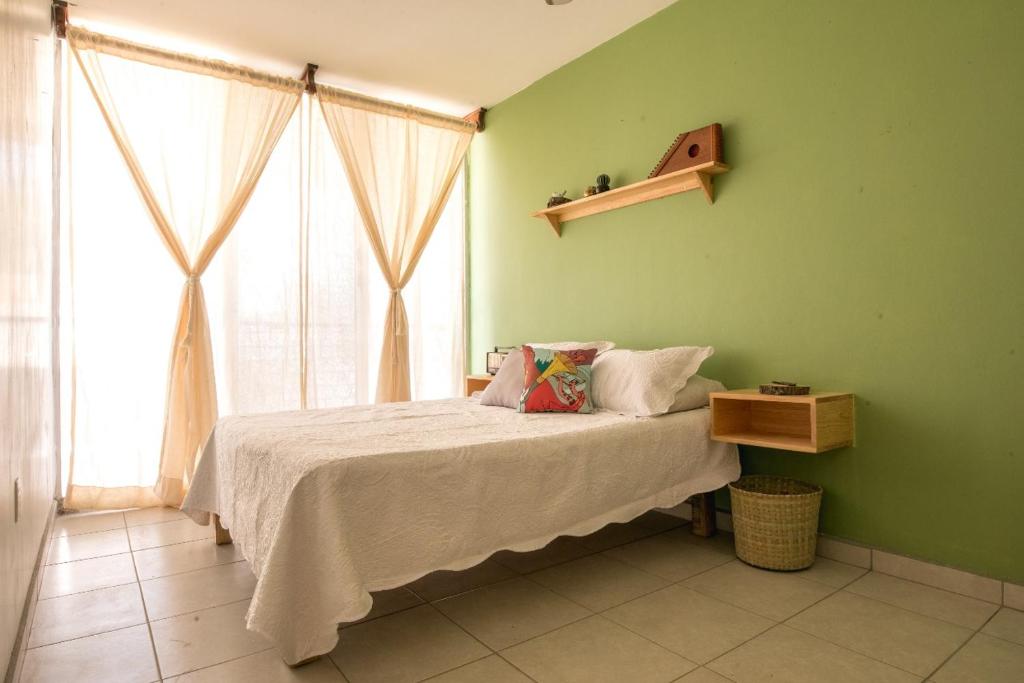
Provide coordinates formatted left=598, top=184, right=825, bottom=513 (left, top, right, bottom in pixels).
left=59, top=56, right=466, bottom=506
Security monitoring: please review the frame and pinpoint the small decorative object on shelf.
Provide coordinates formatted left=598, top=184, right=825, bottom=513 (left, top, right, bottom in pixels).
left=649, top=123, right=723, bottom=178
left=596, top=174, right=611, bottom=193
left=583, top=185, right=598, bottom=197
left=486, top=347, right=515, bottom=375
left=759, top=381, right=811, bottom=395
left=547, top=191, right=572, bottom=208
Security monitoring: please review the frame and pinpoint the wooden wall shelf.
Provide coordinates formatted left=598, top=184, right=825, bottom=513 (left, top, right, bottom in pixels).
left=531, top=161, right=729, bottom=236
left=710, top=389, right=855, bottom=454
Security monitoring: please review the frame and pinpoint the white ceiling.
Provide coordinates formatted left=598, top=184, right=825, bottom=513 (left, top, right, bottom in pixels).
left=70, top=0, right=677, bottom=116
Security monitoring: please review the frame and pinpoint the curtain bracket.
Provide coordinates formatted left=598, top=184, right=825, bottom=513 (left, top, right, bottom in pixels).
left=302, top=63, right=319, bottom=95
left=53, top=0, right=68, bottom=39
left=463, top=107, right=486, bottom=133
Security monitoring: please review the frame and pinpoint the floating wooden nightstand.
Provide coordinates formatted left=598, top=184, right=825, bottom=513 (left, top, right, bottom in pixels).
left=531, top=161, right=730, bottom=236
left=465, top=374, right=494, bottom=397
left=710, top=390, right=854, bottom=453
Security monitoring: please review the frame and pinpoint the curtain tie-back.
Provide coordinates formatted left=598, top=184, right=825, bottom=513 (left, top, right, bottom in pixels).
left=181, top=274, right=201, bottom=349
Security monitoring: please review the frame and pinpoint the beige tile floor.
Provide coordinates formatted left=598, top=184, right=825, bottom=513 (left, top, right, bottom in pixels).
left=18, top=509, right=1024, bottom=682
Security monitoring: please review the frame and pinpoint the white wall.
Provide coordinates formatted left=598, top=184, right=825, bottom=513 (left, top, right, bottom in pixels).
left=0, top=0, right=56, bottom=678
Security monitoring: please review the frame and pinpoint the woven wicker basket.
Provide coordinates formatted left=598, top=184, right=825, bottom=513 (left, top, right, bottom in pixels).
left=729, top=475, right=823, bottom=570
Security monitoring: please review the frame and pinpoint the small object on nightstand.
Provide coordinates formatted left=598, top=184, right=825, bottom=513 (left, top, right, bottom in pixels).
left=486, top=347, right=515, bottom=375
left=759, top=381, right=811, bottom=395
left=465, top=374, right=494, bottom=397
left=596, top=174, right=611, bottom=193
left=547, top=191, right=572, bottom=208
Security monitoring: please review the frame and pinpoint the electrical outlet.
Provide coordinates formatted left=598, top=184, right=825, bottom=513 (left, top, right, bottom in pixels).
left=14, top=477, right=21, bottom=523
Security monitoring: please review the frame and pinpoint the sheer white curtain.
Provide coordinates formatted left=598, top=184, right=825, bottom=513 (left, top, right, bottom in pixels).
left=65, top=27, right=303, bottom=507
left=317, top=86, right=474, bottom=402
left=303, top=102, right=466, bottom=405
left=61, top=58, right=467, bottom=508
left=207, top=98, right=465, bottom=412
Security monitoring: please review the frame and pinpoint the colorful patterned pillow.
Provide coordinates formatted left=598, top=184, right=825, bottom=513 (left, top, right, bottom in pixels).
left=518, top=345, right=598, bottom=414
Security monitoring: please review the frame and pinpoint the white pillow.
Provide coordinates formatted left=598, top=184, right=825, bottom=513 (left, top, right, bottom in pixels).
left=667, top=375, right=726, bottom=413
left=591, top=346, right=714, bottom=417
left=479, top=349, right=524, bottom=409
left=526, top=340, right=616, bottom=354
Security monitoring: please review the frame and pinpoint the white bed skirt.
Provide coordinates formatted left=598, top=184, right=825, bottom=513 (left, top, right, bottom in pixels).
left=182, top=398, right=739, bottom=664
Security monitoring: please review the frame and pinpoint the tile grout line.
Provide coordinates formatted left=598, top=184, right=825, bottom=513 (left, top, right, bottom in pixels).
left=127, top=516, right=166, bottom=683
left=413, top=652, right=504, bottom=682
left=409, top=604, right=527, bottom=681
left=135, top=595, right=261, bottom=677
left=161, top=646, right=278, bottom=680
left=414, top=542, right=716, bottom=669
left=530, top=568, right=672, bottom=613
left=777, top=588, right=967, bottom=679
left=596, top=574, right=777, bottom=671
left=920, top=605, right=1008, bottom=680
left=841, top=582, right=1001, bottom=630
left=139, top=557, right=248, bottom=583
left=695, top=568, right=861, bottom=675
left=146, top=595, right=253, bottom=626
left=498, top=537, right=771, bottom=668
left=478, top=539, right=993, bottom=682
left=22, top=622, right=153, bottom=653
left=423, top=601, right=543, bottom=683
left=591, top=612, right=703, bottom=673
left=37, top=549, right=242, bottom=602
left=975, top=629, right=1024, bottom=649
left=36, top=576, right=137, bottom=602
left=869, top=565, right=1005, bottom=608
left=491, top=651, right=541, bottom=683
left=44, top=525, right=208, bottom=568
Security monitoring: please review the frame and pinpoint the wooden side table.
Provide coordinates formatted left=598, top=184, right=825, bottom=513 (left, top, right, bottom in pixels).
left=465, top=374, right=494, bottom=397
left=710, top=389, right=854, bottom=453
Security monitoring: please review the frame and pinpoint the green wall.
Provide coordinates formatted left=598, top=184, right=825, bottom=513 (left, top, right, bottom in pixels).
left=468, top=1, right=1024, bottom=583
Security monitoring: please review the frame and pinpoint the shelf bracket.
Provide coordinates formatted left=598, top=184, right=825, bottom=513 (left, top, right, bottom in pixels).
left=543, top=214, right=562, bottom=237
left=696, top=172, right=714, bottom=204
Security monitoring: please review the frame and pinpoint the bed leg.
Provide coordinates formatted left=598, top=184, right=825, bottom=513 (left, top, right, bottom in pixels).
left=213, top=513, right=233, bottom=545
left=690, top=491, right=717, bottom=537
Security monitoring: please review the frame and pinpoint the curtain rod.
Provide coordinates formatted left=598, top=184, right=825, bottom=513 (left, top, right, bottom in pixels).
left=52, top=1, right=486, bottom=132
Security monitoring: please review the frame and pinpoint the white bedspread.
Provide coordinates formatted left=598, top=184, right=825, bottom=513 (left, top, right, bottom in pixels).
left=182, top=398, right=739, bottom=664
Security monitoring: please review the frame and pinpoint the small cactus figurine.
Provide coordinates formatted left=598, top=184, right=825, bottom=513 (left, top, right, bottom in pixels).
left=596, top=174, right=611, bottom=193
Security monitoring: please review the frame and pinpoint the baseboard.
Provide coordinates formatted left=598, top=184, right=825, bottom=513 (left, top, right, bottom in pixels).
left=663, top=502, right=1020, bottom=607
left=4, top=499, right=57, bottom=683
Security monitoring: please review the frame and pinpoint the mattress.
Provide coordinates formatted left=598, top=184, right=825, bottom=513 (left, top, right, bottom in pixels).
left=182, top=397, right=740, bottom=664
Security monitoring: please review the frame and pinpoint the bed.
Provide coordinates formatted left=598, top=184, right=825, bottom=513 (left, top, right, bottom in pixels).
left=181, top=396, right=740, bottom=664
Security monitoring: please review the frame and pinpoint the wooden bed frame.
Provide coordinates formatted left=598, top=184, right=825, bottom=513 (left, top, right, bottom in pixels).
left=211, top=491, right=718, bottom=547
